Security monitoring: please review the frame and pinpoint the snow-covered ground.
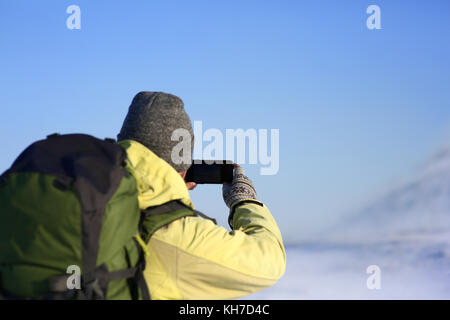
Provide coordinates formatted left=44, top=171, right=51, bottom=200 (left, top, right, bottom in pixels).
left=245, top=239, right=450, bottom=299
left=246, top=146, right=450, bottom=300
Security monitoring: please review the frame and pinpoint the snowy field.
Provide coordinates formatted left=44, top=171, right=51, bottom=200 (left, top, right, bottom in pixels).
left=245, top=147, right=450, bottom=300
left=245, top=237, right=450, bottom=300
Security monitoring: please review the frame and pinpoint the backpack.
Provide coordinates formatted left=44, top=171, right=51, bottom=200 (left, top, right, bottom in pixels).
left=0, top=133, right=200, bottom=300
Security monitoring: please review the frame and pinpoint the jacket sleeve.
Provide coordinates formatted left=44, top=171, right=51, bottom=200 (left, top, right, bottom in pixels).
left=146, top=200, right=286, bottom=300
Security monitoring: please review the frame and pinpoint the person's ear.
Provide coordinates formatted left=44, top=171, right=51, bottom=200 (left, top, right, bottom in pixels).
left=179, top=171, right=187, bottom=179
left=179, top=170, right=197, bottom=190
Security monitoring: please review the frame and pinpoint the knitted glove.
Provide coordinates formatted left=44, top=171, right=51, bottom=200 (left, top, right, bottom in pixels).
left=222, top=166, right=257, bottom=208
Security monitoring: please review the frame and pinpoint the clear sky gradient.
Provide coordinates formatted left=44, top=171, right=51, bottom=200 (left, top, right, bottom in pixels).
left=1, top=0, right=450, bottom=242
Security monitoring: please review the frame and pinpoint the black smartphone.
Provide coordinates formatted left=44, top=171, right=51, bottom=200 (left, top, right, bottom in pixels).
left=185, top=160, right=234, bottom=184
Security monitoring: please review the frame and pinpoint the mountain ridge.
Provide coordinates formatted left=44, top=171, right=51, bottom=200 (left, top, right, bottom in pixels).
left=324, top=144, right=450, bottom=243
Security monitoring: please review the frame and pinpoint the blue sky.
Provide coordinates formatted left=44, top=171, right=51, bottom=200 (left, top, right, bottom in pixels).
left=1, top=0, right=450, bottom=242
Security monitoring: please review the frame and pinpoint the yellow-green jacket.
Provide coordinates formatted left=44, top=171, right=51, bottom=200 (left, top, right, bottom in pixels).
left=119, top=140, right=286, bottom=300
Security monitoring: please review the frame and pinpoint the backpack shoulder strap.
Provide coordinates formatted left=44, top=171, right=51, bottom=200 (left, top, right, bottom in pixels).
left=140, top=200, right=217, bottom=243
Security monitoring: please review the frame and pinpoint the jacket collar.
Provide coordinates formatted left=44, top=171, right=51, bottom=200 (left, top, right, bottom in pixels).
left=118, top=139, right=194, bottom=210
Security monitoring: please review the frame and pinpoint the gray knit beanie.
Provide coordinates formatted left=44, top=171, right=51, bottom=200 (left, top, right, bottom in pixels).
left=117, top=91, right=194, bottom=172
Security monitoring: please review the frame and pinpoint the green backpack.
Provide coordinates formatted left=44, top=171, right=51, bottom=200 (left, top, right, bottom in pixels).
left=0, top=133, right=200, bottom=300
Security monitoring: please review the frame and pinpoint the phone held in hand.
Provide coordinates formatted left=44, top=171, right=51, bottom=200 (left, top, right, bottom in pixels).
left=185, top=160, right=234, bottom=184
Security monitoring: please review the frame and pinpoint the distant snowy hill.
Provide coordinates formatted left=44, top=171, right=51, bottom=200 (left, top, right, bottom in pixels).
left=329, top=145, right=450, bottom=243
left=247, top=146, right=450, bottom=299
